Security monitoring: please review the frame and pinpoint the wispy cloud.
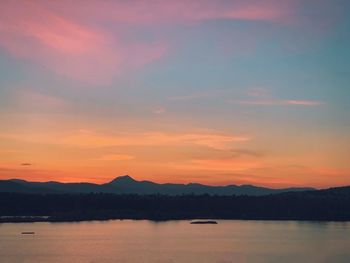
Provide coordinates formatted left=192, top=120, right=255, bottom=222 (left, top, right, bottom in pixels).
left=236, top=87, right=325, bottom=107
left=168, top=89, right=235, bottom=101
left=284, top=100, right=324, bottom=106
left=169, top=94, right=208, bottom=101
left=61, top=130, right=250, bottom=150
left=238, top=99, right=324, bottom=106
left=50, top=0, right=298, bottom=25
left=168, top=157, right=262, bottom=172
left=152, top=107, right=167, bottom=115
left=95, top=154, right=135, bottom=161
left=230, top=149, right=263, bottom=158
left=0, top=129, right=250, bottom=151
left=0, top=0, right=301, bottom=84
left=0, top=1, right=167, bottom=84
left=165, top=144, right=263, bottom=173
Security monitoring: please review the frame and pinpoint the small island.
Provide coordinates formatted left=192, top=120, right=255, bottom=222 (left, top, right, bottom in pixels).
left=190, top=221, right=218, bottom=224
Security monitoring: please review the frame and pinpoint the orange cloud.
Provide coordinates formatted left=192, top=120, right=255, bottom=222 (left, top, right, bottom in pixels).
left=96, top=154, right=135, bottom=161
left=61, top=130, right=250, bottom=150
left=168, top=157, right=262, bottom=173
left=0, top=129, right=250, bottom=150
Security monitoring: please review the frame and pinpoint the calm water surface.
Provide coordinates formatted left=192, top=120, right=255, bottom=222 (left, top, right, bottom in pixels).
left=0, top=220, right=349, bottom=263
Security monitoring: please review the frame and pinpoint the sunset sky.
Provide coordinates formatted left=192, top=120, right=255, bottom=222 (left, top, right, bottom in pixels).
left=0, top=0, right=349, bottom=188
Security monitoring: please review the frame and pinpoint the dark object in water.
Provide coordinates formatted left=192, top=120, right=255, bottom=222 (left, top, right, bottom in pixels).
left=21, top=232, right=35, bottom=235
left=190, top=220, right=218, bottom=224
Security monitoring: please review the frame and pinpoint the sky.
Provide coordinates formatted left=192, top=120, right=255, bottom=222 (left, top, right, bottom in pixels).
left=0, top=0, right=349, bottom=188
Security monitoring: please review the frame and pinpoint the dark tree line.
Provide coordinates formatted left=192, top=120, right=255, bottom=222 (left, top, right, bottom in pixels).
left=1, top=187, right=350, bottom=222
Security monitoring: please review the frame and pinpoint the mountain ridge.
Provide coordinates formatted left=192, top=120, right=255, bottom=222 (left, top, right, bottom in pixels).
left=0, top=175, right=316, bottom=196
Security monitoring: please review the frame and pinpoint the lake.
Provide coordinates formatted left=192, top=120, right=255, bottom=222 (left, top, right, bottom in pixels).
left=0, top=220, right=349, bottom=263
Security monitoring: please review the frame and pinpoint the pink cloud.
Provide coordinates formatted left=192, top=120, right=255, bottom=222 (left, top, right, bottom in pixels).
left=284, top=100, right=324, bottom=106
left=49, top=0, right=297, bottom=25
left=1, top=0, right=324, bottom=84
left=238, top=99, right=324, bottom=106
left=238, top=88, right=324, bottom=106
left=0, top=1, right=167, bottom=84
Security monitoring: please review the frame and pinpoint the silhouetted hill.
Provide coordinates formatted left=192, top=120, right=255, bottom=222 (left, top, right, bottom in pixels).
left=0, top=175, right=314, bottom=196
left=108, top=175, right=137, bottom=185
left=316, top=185, right=350, bottom=195
left=276, top=185, right=350, bottom=197
left=0, top=180, right=58, bottom=194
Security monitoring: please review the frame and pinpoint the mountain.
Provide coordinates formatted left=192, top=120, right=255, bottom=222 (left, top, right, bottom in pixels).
left=0, top=180, right=53, bottom=194
left=0, top=175, right=315, bottom=196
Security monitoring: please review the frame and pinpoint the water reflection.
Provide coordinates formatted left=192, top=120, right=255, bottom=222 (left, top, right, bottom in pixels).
left=0, top=220, right=349, bottom=263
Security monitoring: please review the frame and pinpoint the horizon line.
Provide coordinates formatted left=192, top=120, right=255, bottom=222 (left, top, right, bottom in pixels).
left=2, top=175, right=345, bottom=190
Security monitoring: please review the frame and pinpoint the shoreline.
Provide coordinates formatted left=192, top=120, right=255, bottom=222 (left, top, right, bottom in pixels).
left=2, top=191, right=350, bottom=224
left=1, top=216, right=350, bottom=224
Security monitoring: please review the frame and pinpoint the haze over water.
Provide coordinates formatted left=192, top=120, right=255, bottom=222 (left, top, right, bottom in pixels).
left=1, top=220, right=349, bottom=263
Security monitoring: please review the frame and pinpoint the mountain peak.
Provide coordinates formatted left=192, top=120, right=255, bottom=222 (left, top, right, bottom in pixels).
left=108, top=175, right=136, bottom=184
left=9, top=179, right=28, bottom=184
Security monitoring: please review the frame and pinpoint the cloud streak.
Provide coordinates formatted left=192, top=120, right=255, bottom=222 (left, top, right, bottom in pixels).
left=0, top=0, right=300, bottom=84
left=95, top=154, right=135, bottom=161
left=47, top=0, right=297, bottom=25
left=237, top=88, right=325, bottom=107
left=61, top=130, right=250, bottom=150
left=0, top=129, right=250, bottom=151
left=238, top=99, right=324, bottom=106
left=168, top=157, right=262, bottom=173
left=0, top=1, right=167, bottom=84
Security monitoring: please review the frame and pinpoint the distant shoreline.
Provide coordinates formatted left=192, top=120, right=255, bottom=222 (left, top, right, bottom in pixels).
left=1, top=216, right=350, bottom=224
left=1, top=188, right=350, bottom=223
